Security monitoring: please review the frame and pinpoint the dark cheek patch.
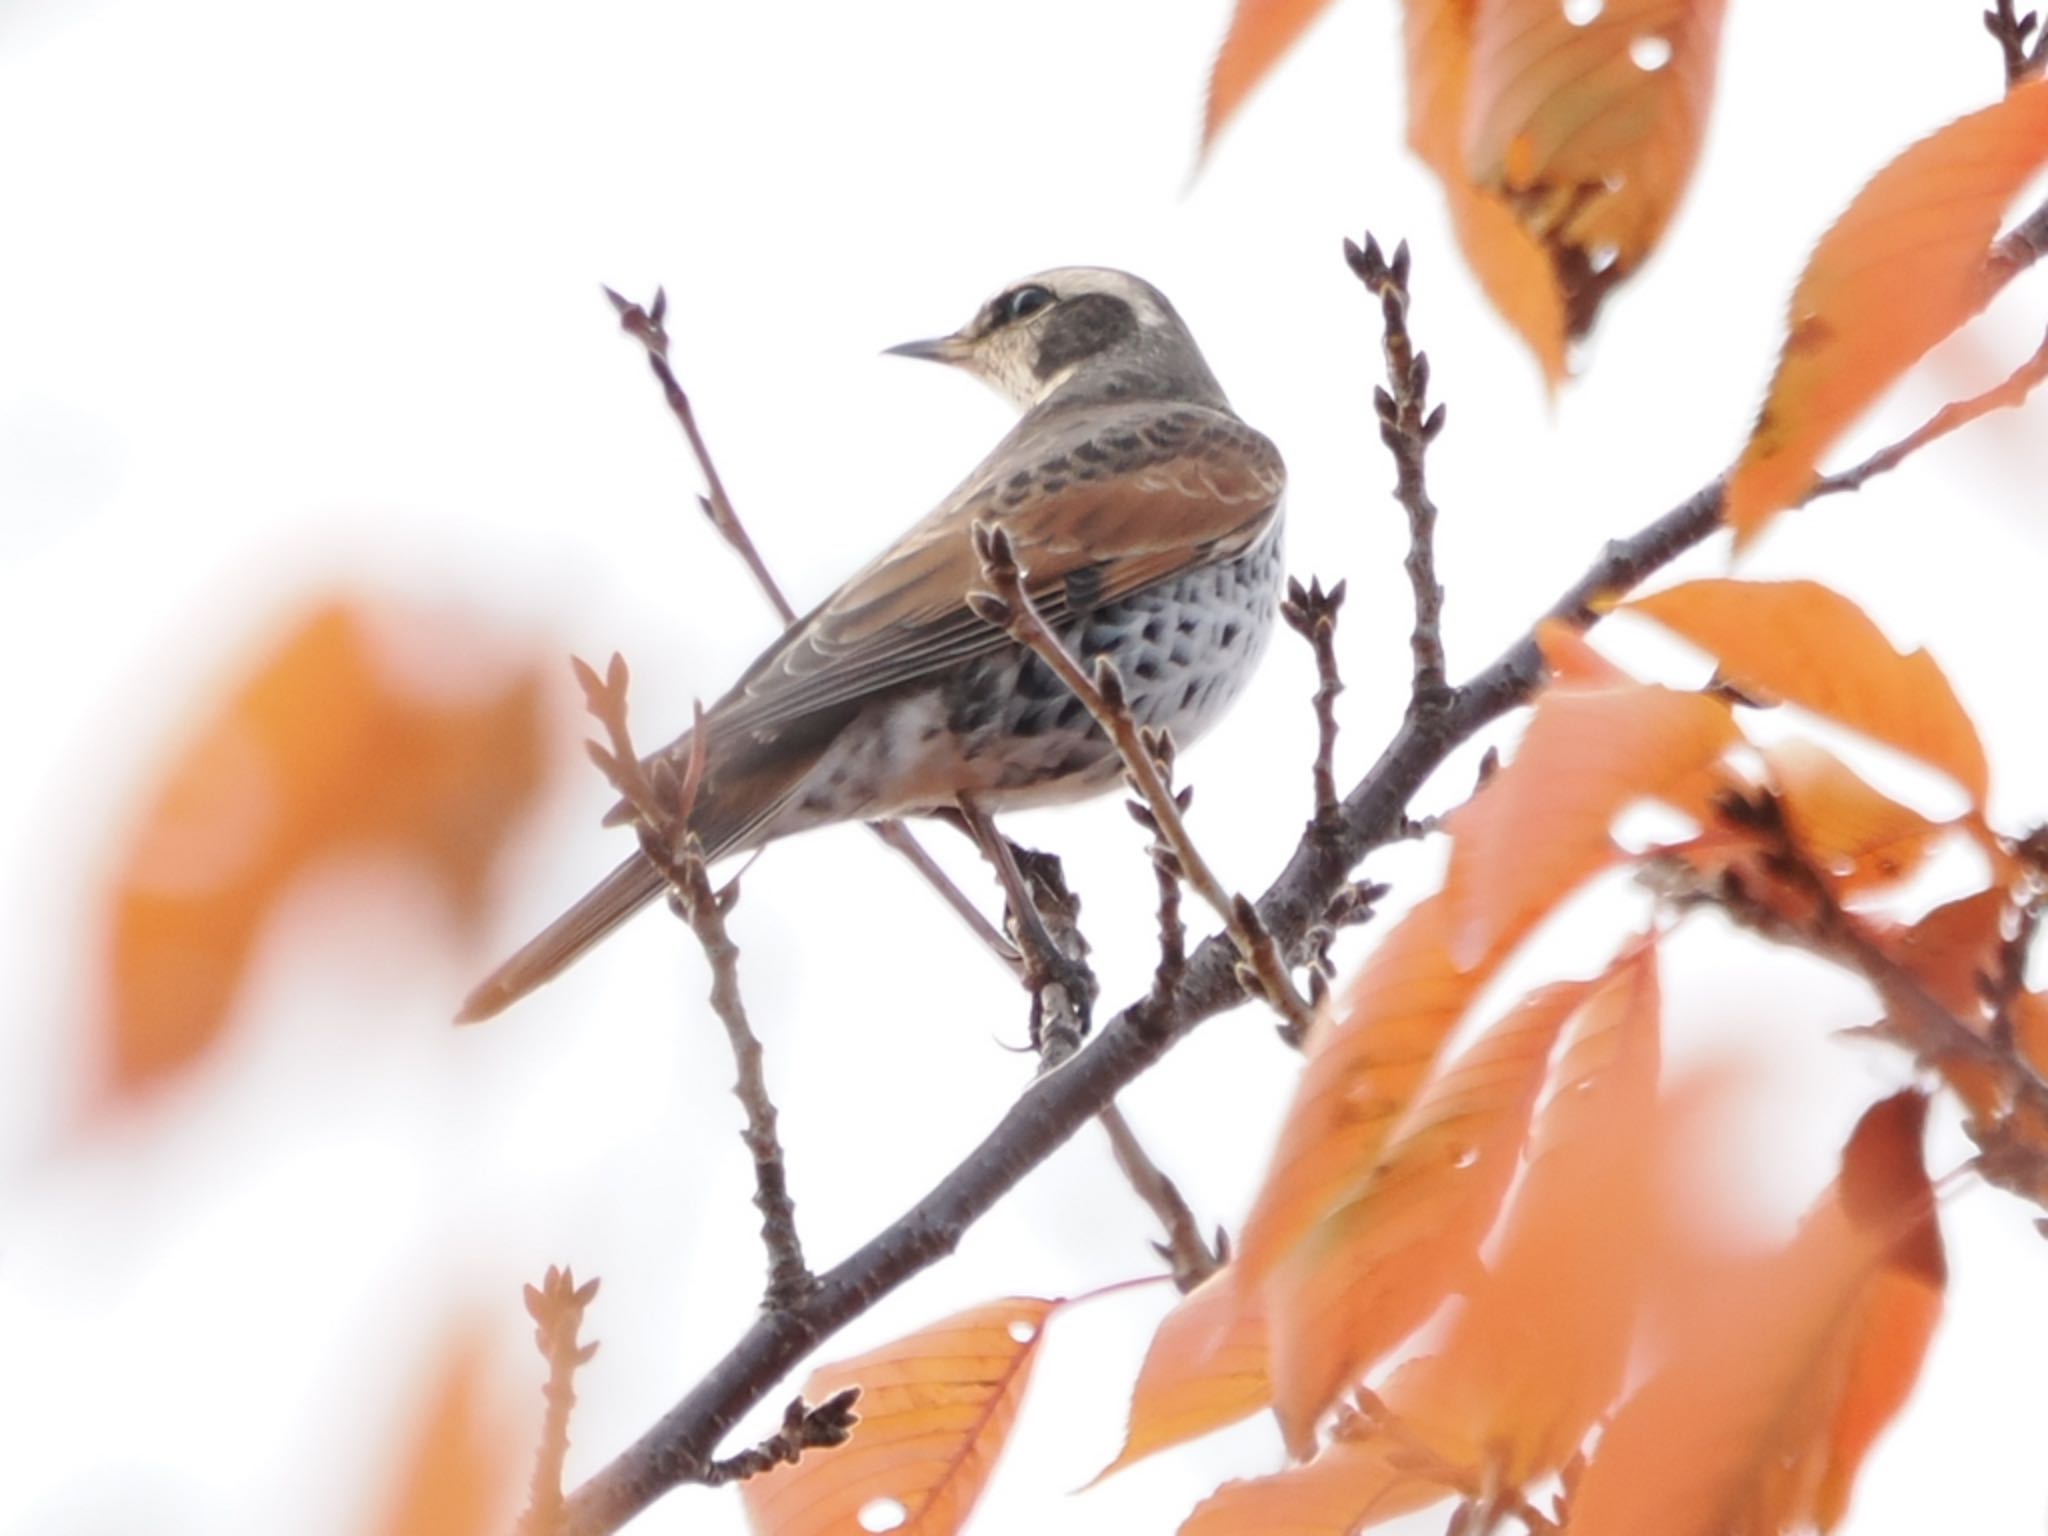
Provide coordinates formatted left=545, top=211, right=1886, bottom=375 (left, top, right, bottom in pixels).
left=1033, top=294, right=1138, bottom=380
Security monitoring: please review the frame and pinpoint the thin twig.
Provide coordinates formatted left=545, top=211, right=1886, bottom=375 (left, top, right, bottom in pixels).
left=957, top=797, right=1097, bottom=1053
left=1145, top=823, right=1190, bottom=1007
left=697, top=1391, right=861, bottom=1486
left=1281, top=576, right=1348, bottom=839
left=1098, top=1103, right=1223, bottom=1290
left=968, top=522, right=1318, bottom=1042
left=1985, top=0, right=2048, bottom=87
left=1811, top=324, right=2048, bottom=499
left=517, top=1267, right=602, bottom=1536
left=557, top=216, right=2048, bottom=1535
left=1346, top=234, right=1452, bottom=710
left=1657, top=789, right=2048, bottom=1210
left=602, top=286, right=1015, bottom=974
left=576, top=658, right=816, bottom=1310
left=604, top=286, right=795, bottom=622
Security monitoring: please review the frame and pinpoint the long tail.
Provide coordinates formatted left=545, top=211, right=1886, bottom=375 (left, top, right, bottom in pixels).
left=455, top=852, right=667, bottom=1023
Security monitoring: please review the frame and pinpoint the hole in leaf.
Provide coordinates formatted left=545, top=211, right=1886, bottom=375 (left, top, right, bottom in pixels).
left=1589, top=244, right=1622, bottom=273
left=1451, top=1145, right=1478, bottom=1170
left=860, top=1497, right=909, bottom=1533
left=1007, top=1317, right=1040, bottom=1344
left=1630, top=34, right=1673, bottom=70
left=1562, top=0, right=1604, bottom=23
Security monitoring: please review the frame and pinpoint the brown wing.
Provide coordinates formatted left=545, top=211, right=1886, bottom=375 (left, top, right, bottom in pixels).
left=705, top=402, right=1285, bottom=744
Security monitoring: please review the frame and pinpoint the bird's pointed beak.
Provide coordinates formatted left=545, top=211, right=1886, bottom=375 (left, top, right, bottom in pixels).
left=885, top=331, right=974, bottom=366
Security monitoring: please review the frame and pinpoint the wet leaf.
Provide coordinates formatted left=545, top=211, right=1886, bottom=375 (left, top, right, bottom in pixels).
left=741, top=1298, right=1057, bottom=1536
left=1728, top=78, right=2048, bottom=541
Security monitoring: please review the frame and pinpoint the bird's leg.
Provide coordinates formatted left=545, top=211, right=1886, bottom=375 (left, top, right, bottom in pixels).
left=955, top=795, right=1099, bottom=1051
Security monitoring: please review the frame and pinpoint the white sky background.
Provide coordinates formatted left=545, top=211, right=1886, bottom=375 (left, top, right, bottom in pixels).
left=4, top=1, right=2048, bottom=1532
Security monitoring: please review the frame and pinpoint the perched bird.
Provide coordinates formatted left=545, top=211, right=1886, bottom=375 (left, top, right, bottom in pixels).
left=459, top=267, right=1286, bottom=1023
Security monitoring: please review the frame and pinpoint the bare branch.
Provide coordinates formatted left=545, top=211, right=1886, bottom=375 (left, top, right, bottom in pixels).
left=604, top=286, right=796, bottom=623
left=578, top=663, right=815, bottom=1310
left=556, top=223, right=2048, bottom=1534
left=1097, top=1102, right=1222, bottom=1290
left=1346, top=234, right=1452, bottom=711
left=1653, top=789, right=2048, bottom=1210
left=1985, top=0, right=2048, bottom=88
left=1281, top=576, right=1348, bottom=839
left=1811, top=324, right=2048, bottom=499
left=517, top=1267, right=603, bottom=1536
left=698, top=1390, right=861, bottom=1486
left=969, top=521, right=1317, bottom=1041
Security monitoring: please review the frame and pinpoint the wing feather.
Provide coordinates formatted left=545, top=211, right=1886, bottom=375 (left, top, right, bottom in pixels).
left=704, top=403, right=1284, bottom=743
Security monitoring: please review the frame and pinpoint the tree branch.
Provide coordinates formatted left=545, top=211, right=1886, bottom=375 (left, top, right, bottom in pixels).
left=1281, top=577, right=1348, bottom=841
left=556, top=214, right=2048, bottom=1531
left=576, top=658, right=814, bottom=1310
left=517, top=1267, right=602, bottom=1536
left=1346, top=235, right=1451, bottom=710
left=1809, top=322, right=2048, bottom=499
left=1097, top=1102, right=1222, bottom=1290
left=555, top=467, right=1733, bottom=1536
left=1985, top=0, right=2048, bottom=88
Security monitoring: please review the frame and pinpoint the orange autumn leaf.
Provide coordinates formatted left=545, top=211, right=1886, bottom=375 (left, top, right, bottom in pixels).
left=1093, top=1267, right=1271, bottom=1483
left=1405, top=0, right=1570, bottom=382
left=1267, top=977, right=1595, bottom=1455
left=1535, top=618, right=1629, bottom=687
left=1629, top=578, right=1989, bottom=807
left=1727, top=78, right=2048, bottom=541
left=1878, top=887, right=2008, bottom=1024
left=1465, top=0, right=1728, bottom=315
left=2010, top=990, right=2048, bottom=1082
left=1763, top=740, right=1946, bottom=893
left=1202, top=0, right=1334, bottom=151
left=366, top=1334, right=519, bottom=1536
left=741, top=1297, right=1057, bottom=1536
left=100, top=599, right=548, bottom=1099
left=1570, top=1092, right=1945, bottom=1536
left=1404, top=0, right=1726, bottom=378
left=1177, top=1427, right=1452, bottom=1536
left=1442, top=676, right=1738, bottom=967
left=1394, top=944, right=1662, bottom=1485
left=1236, top=894, right=1483, bottom=1290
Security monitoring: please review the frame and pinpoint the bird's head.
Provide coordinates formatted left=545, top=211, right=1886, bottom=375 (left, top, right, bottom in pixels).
left=887, top=267, right=1227, bottom=413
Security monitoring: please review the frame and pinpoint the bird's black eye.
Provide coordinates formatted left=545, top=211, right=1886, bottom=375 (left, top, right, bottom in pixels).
left=996, top=284, right=1055, bottom=325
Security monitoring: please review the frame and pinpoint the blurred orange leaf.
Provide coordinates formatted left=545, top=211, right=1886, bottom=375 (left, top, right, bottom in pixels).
left=1093, top=1267, right=1271, bottom=1484
left=1442, top=669, right=1738, bottom=967
left=1237, top=894, right=1484, bottom=1291
left=1202, top=0, right=1333, bottom=150
left=1177, top=1428, right=1451, bottom=1536
left=1535, top=618, right=1628, bottom=686
left=1763, top=740, right=1946, bottom=893
left=1629, top=578, right=1988, bottom=807
left=1877, top=887, right=2008, bottom=1023
left=1393, top=944, right=1663, bottom=1485
left=1404, top=0, right=1726, bottom=379
left=1268, top=976, right=1595, bottom=1455
left=1727, top=78, right=2048, bottom=541
left=2011, top=990, right=2048, bottom=1082
left=101, top=599, right=549, bottom=1099
left=367, top=1333, right=518, bottom=1536
left=1405, top=0, right=1570, bottom=382
left=741, top=1297, right=1057, bottom=1536
left=1571, top=1091, right=1945, bottom=1536
left=1464, top=0, right=1728, bottom=325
